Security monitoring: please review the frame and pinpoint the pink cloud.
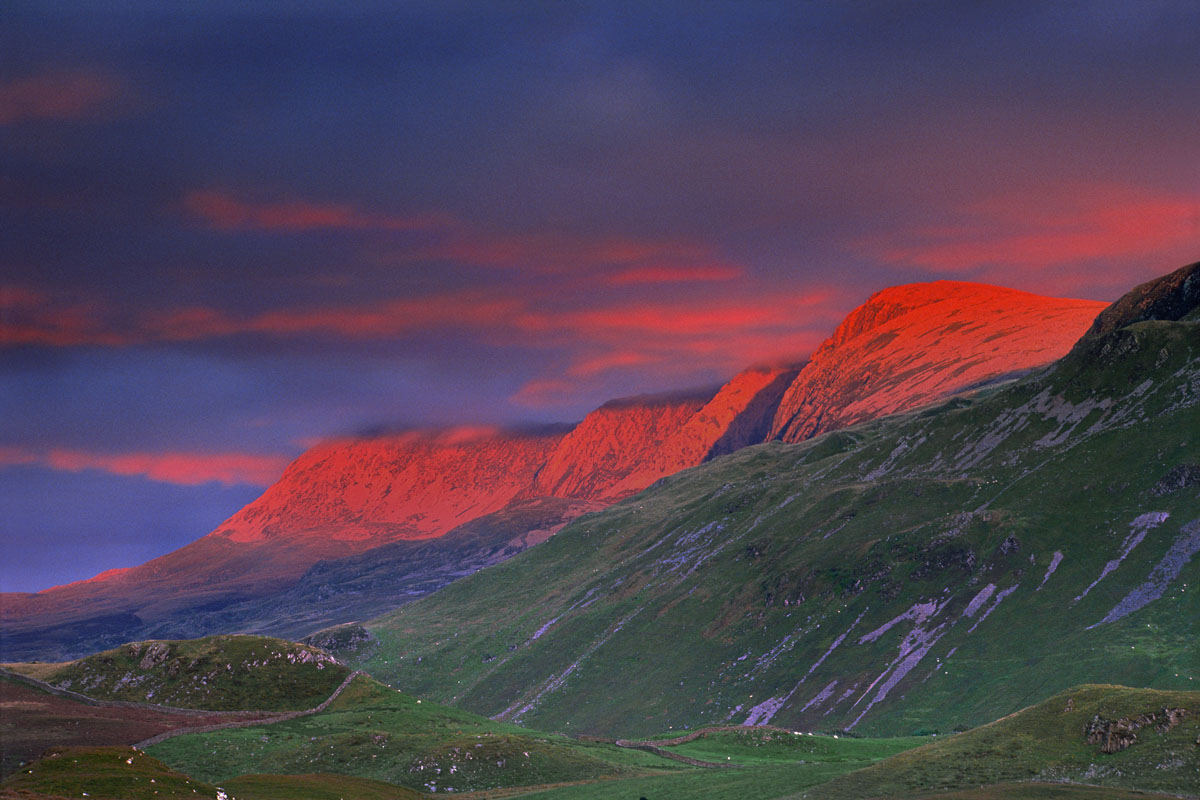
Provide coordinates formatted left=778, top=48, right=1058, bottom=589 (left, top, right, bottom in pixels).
left=865, top=183, right=1200, bottom=275
left=0, top=70, right=122, bottom=125
left=146, top=292, right=523, bottom=341
left=183, top=189, right=451, bottom=233
left=607, top=264, right=744, bottom=285
left=0, top=446, right=289, bottom=487
left=0, top=290, right=128, bottom=347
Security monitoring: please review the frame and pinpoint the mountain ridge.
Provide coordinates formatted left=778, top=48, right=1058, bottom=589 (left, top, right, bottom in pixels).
left=2, top=279, right=1108, bottom=661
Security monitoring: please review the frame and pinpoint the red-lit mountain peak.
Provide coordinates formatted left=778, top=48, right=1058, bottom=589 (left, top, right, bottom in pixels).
left=220, top=426, right=568, bottom=546
left=530, top=390, right=716, bottom=501
left=769, top=281, right=1108, bottom=442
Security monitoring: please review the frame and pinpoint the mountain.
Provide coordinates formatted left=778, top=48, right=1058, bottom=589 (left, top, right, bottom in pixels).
left=327, top=264, right=1199, bottom=740
left=532, top=365, right=801, bottom=501
left=219, top=427, right=569, bottom=546
left=769, top=281, right=1107, bottom=442
left=2, top=280, right=1106, bottom=662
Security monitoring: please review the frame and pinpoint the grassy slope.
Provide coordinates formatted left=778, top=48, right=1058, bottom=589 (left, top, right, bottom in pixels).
left=0, top=674, right=288, bottom=778
left=338, top=321, right=1199, bottom=738
left=1, top=747, right=219, bottom=800
left=486, top=732, right=926, bottom=800
left=6, top=635, right=349, bottom=711
left=792, top=685, right=1200, bottom=799
left=663, top=728, right=925, bottom=766
left=221, top=772, right=424, bottom=800
left=147, top=674, right=684, bottom=794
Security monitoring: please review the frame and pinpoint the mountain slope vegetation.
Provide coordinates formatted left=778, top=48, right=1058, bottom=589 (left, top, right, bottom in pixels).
left=330, top=265, right=1200, bottom=740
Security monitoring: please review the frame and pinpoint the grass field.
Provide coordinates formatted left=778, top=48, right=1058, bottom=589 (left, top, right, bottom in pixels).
left=147, top=674, right=685, bottom=794
left=794, top=685, right=1200, bottom=799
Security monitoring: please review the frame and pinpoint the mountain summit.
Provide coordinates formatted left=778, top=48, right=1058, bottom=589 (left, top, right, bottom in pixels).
left=769, top=281, right=1107, bottom=442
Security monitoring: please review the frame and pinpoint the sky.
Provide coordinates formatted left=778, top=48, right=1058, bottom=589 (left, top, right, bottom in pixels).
left=2, top=1, right=1198, bottom=592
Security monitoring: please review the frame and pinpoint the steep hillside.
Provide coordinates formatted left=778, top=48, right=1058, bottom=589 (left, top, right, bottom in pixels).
left=770, top=281, right=1106, bottom=442
left=221, top=427, right=568, bottom=545
left=1077, top=260, right=1200, bottom=343
left=532, top=364, right=801, bottom=502
left=335, top=267, right=1199, bottom=740
left=176, top=496, right=600, bottom=641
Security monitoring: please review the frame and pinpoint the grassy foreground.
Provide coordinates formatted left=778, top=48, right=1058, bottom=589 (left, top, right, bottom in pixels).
left=146, top=674, right=683, bottom=794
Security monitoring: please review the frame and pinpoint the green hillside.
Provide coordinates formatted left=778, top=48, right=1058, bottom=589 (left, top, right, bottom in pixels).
left=1, top=747, right=220, bottom=800
left=328, top=315, right=1199, bottom=738
left=146, top=673, right=684, bottom=794
left=797, top=685, right=1200, bottom=799
left=6, top=635, right=350, bottom=711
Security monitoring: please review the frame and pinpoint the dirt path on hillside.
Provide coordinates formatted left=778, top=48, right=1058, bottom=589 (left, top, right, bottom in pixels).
left=132, top=670, right=365, bottom=748
left=611, top=724, right=797, bottom=768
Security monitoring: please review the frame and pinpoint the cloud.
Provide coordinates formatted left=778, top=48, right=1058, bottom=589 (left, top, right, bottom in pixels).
left=506, top=291, right=838, bottom=408
left=0, top=287, right=128, bottom=347
left=864, top=183, right=1200, bottom=274
left=183, top=190, right=451, bottom=233
left=0, top=446, right=289, bottom=487
left=508, top=377, right=582, bottom=409
left=0, top=70, right=122, bottom=125
left=516, top=291, right=835, bottom=339
left=606, top=264, right=743, bottom=285
left=145, top=292, right=523, bottom=341
left=566, top=350, right=661, bottom=377
left=2, top=287, right=526, bottom=348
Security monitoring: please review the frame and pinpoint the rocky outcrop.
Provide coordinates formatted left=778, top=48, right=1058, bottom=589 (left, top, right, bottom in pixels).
left=1152, top=463, right=1200, bottom=497
left=770, top=282, right=1107, bottom=443
left=1084, top=708, right=1189, bottom=754
left=1076, top=261, right=1200, bottom=344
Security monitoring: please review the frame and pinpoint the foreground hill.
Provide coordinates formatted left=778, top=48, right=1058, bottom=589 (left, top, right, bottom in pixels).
left=2, top=280, right=1104, bottom=661
left=6, top=635, right=348, bottom=711
left=0, top=672, right=282, bottom=777
left=805, top=685, right=1199, bottom=799
left=144, top=672, right=682, bottom=795
left=330, top=263, right=1199, bottom=739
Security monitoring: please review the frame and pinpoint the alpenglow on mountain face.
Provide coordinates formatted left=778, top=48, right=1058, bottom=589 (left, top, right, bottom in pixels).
left=2, top=280, right=1107, bottom=661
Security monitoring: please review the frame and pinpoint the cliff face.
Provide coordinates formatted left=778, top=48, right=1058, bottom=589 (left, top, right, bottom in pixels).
left=769, top=281, right=1108, bottom=443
